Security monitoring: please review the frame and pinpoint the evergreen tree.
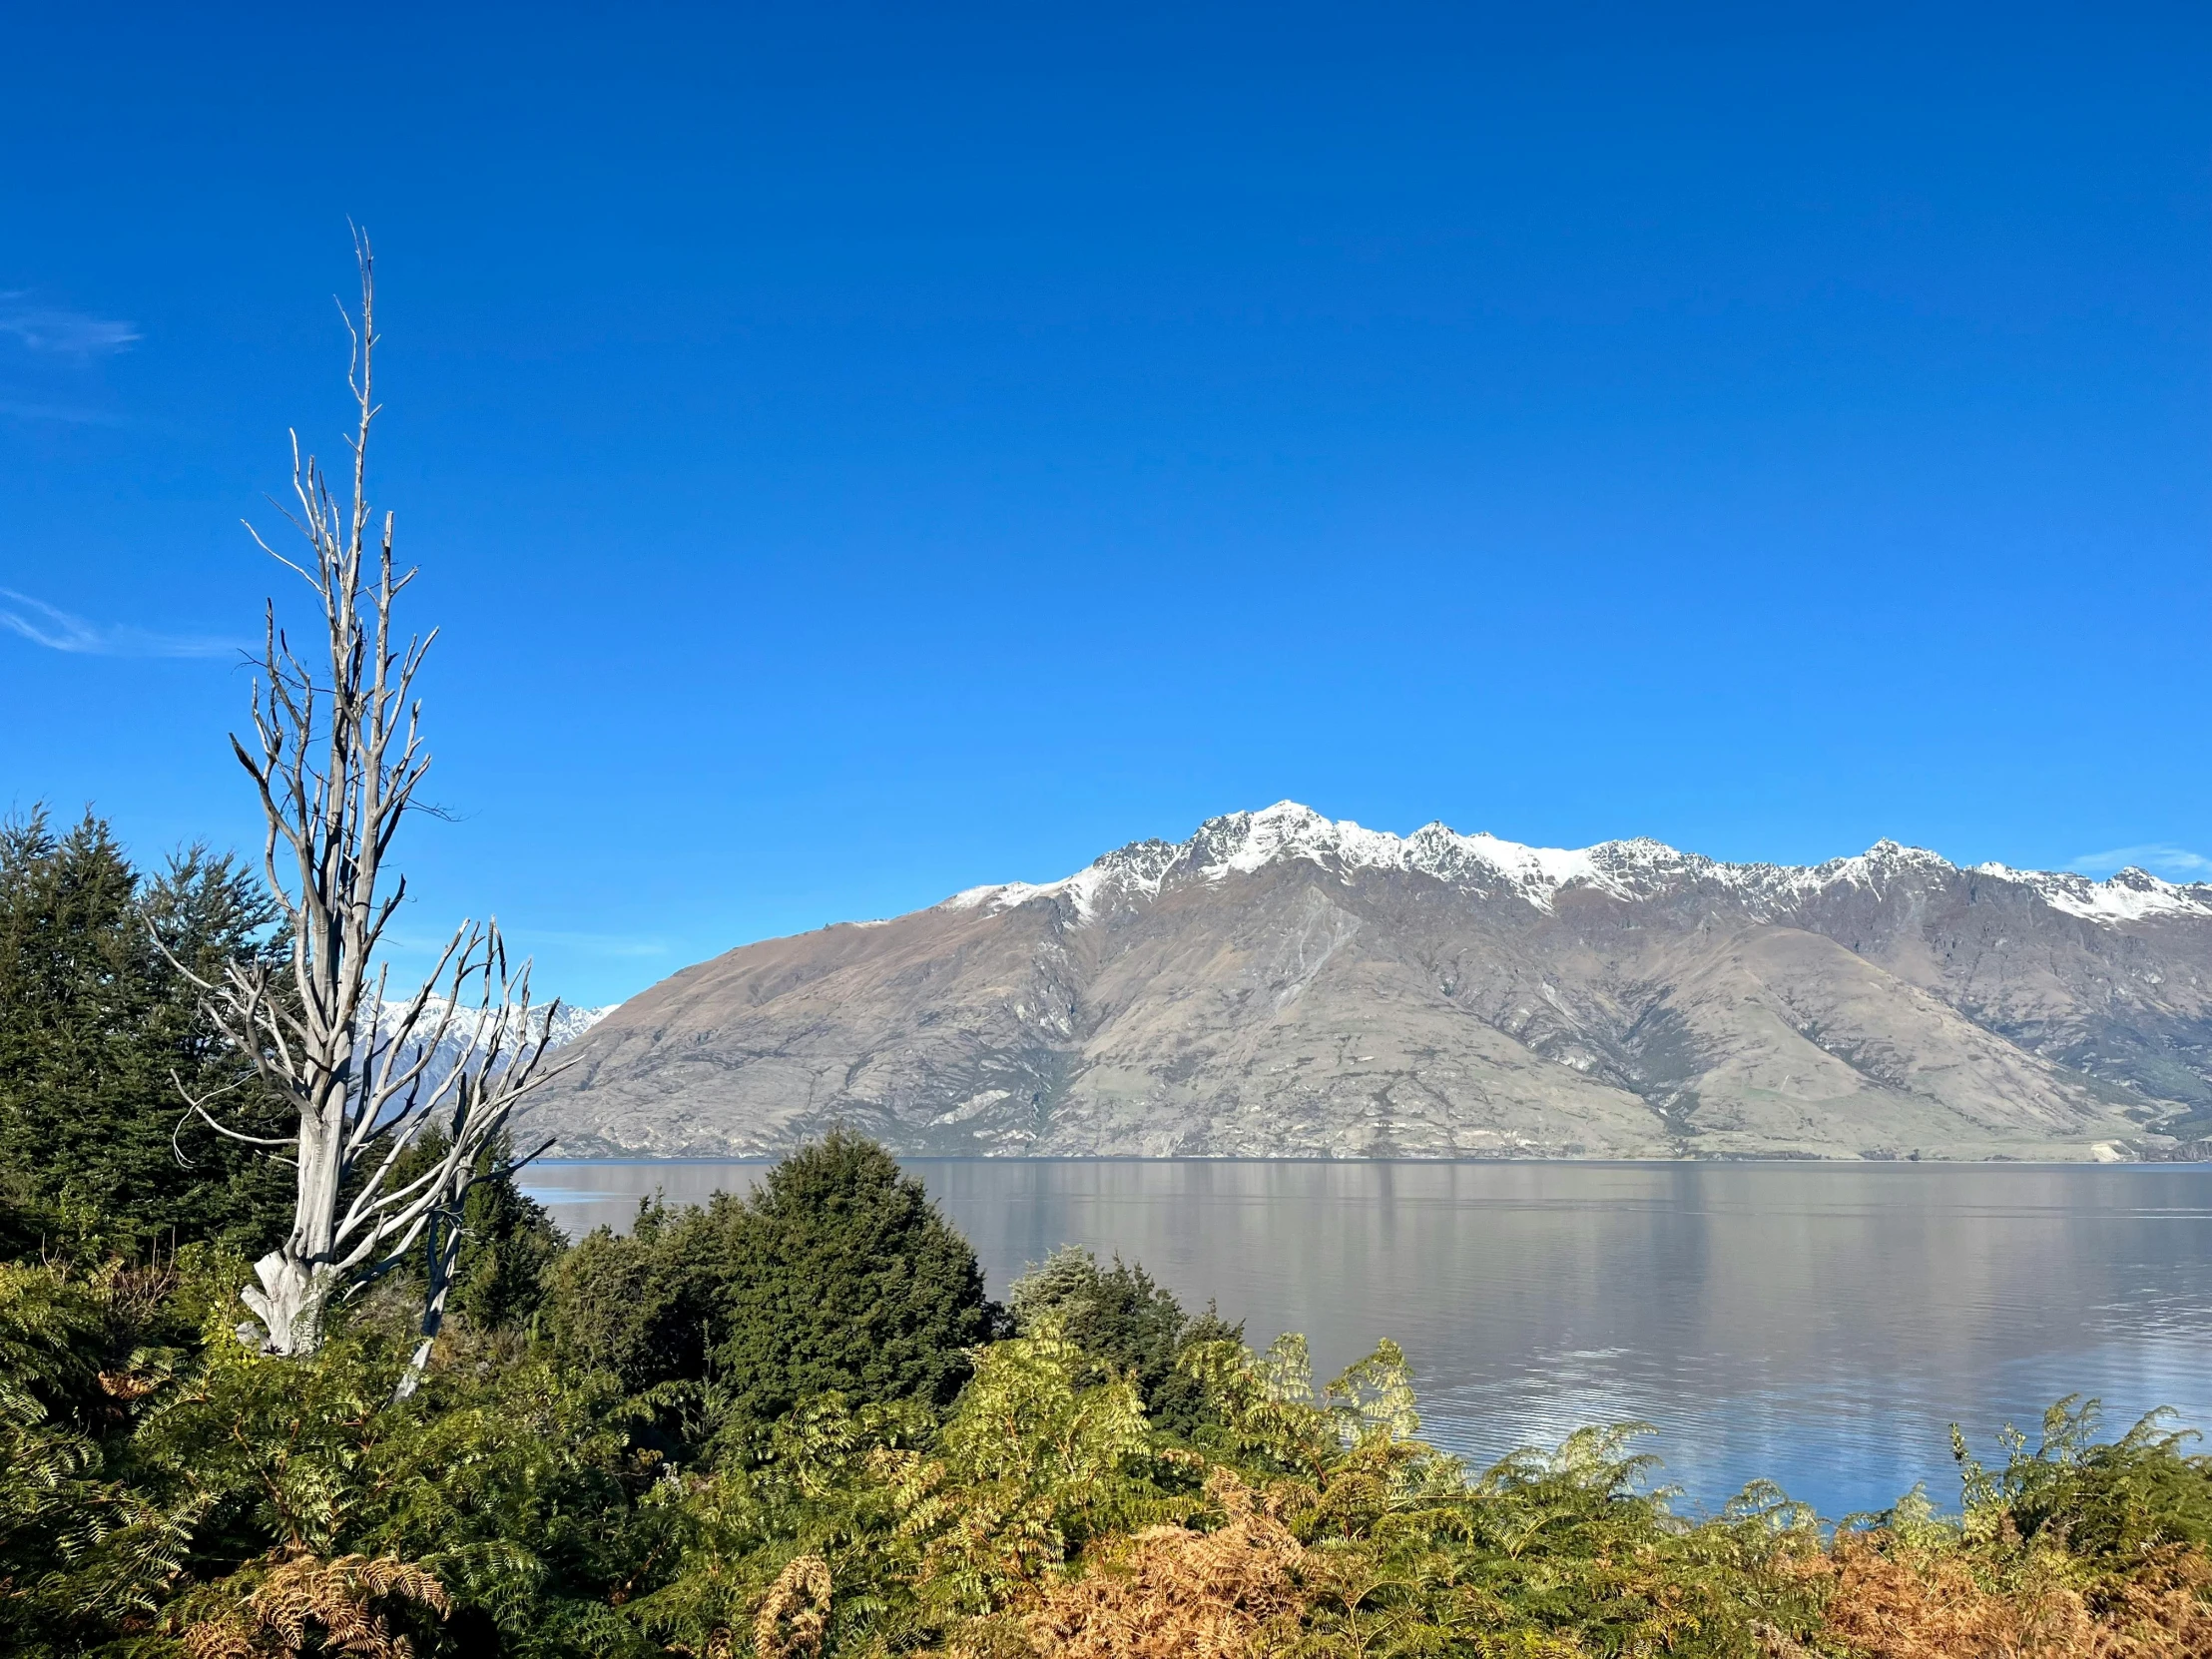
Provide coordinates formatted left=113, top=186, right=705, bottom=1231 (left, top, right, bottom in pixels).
left=546, top=1134, right=999, bottom=1419
left=449, top=1139, right=566, bottom=1332
left=546, top=1198, right=718, bottom=1391
left=0, top=810, right=291, bottom=1257
left=708, top=1132, right=999, bottom=1419
left=1009, top=1244, right=1242, bottom=1433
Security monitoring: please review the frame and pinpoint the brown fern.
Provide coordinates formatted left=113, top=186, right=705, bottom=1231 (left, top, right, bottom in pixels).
left=1814, top=1536, right=2212, bottom=1659
left=1021, top=1470, right=1306, bottom=1659
left=755, top=1554, right=832, bottom=1659
left=97, top=1368, right=161, bottom=1402
left=182, top=1552, right=450, bottom=1659
left=2079, top=1547, right=2212, bottom=1659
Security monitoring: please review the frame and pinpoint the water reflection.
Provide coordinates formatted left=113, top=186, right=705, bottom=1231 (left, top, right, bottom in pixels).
left=525, top=1159, right=2212, bottom=1517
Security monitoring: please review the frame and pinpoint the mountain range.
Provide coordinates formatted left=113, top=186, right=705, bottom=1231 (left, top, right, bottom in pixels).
left=521, top=803, right=2212, bottom=1162
left=370, top=997, right=612, bottom=1095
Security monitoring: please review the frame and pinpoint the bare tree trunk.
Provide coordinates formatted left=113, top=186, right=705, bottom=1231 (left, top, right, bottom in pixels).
left=392, top=1205, right=457, bottom=1402
left=392, top=1120, right=555, bottom=1402
left=166, top=233, right=567, bottom=1360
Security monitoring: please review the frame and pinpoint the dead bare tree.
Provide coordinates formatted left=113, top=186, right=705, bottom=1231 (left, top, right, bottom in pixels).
left=168, top=232, right=564, bottom=1366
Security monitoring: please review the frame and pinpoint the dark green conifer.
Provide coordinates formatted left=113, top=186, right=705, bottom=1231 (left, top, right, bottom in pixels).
left=378, top=1128, right=567, bottom=1332
left=0, top=810, right=291, bottom=1257
left=709, top=1132, right=998, bottom=1419
left=448, top=1140, right=566, bottom=1332
left=545, top=1198, right=717, bottom=1390
left=545, top=1133, right=998, bottom=1419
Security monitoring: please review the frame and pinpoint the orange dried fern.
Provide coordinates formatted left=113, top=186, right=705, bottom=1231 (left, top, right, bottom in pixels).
left=2079, top=1547, right=2212, bottom=1659
left=182, top=1552, right=449, bottom=1659
left=1815, top=1536, right=2212, bottom=1659
left=1022, top=1471, right=1306, bottom=1659
left=754, top=1554, right=833, bottom=1659
left=1818, top=1537, right=2079, bottom=1658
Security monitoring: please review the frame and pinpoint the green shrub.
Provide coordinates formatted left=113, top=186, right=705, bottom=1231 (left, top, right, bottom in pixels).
left=1007, top=1245, right=1240, bottom=1434
left=549, top=1135, right=998, bottom=1427
left=545, top=1198, right=718, bottom=1393
left=708, top=1132, right=1000, bottom=1421
left=1958, top=1394, right=2212, bottom=1559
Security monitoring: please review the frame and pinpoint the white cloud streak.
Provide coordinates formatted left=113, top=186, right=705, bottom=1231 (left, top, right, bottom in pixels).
left=0, top=294, right=139, bottom=355
left=372, top=927, right=670, bottom=964
left=527, top=930, right=672, bottom=959
left=0, top=398, right=124, bottom=425
left=0, top=587, right=239, bottom=659
left=2069, top=843, right=2212, bottom=881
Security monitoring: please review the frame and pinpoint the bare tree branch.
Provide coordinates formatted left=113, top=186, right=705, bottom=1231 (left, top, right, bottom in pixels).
left=182, top=234, right=569, bottom=1361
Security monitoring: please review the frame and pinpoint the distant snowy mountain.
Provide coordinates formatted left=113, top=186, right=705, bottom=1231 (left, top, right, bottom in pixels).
left=943, top=802, right=2212, bottom=927
left=527, top=802, right=2212, bottom=1163
left=365, top=996, right=615, bottom=1092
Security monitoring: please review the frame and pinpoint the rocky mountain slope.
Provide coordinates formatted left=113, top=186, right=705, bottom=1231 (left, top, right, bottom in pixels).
left=522, top=804, right=2212, bottom=1161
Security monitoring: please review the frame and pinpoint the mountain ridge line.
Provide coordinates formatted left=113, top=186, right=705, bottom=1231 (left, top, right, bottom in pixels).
left=521, top=802, right=2212, bottom=1164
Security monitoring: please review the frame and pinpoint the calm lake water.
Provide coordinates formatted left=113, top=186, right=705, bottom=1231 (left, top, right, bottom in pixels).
left=524, top=1158, right=2212, bottom=1519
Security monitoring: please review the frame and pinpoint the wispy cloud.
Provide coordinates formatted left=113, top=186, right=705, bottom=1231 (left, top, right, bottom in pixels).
left=0, top=398, right=124, bottom=426
left=2069, top=843, right=2212, bottom=881
left=526, top=930, right=671, bottom=960
left=374, top=927, right=671, bottom=964
left=0, top=587, right=238, bottom=659
left=0, top=294, right=139, bottom=355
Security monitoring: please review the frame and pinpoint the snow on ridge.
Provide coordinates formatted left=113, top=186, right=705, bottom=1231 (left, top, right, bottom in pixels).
left=942, top=881, right=1045, bottom=912
left=937, top=803, right=1628, bottom=918
left=930, top=803, right=2212, bottom=927
left=1185, top=802, right=1633, bottom=911
left=1716, top=838, right=1963, bottom=905
left=370, top=996, right=614, bottom=1053
left=939, top=837, right=1181, bottom=922
left=1971, top=863, right=2212, bottom=923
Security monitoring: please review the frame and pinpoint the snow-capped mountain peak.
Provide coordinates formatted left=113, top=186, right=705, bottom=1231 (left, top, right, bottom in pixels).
left=936, top=803, right=2212, bottom=928
left=1970, top=862, right=2211, bottom=923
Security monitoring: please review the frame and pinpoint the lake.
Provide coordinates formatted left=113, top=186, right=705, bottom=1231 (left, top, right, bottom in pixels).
left=524, top=1158, right=2212, bottom=1518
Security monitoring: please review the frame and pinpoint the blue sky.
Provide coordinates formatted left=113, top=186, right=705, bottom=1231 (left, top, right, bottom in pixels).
left=3, top=3, right=2208, bottom=1005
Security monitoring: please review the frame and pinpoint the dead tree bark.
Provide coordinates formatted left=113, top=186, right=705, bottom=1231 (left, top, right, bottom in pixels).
left=390, top=960, right=560, bottom=1399
left=168, top=233, right=564, bottom=1359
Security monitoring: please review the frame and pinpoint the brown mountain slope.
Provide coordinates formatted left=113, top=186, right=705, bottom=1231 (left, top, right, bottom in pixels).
left=524, top=805, right=2212, bottom=1160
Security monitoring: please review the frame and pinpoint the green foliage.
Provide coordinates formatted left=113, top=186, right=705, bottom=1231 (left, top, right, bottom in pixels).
left=0, top=1262, right=206, bottom=1657
left=617, top=1392, right=930, bottom=1657
left=710, top=1132, right=999, bottom=1420
left=449, top=1145, right=565, bottom=1333
left=0, top=810, right=291, bottom=1260
left=886, top=1322, right=1181, bottom=1621
left=1956, top=1393, right=2212, bottom=1560
left=1008, top=1244, right=1241, bottom=1434
left=1177, top=1331, right=1345, bottom=1474
left=545, top=1200, right=716, bottom=1394
left=549, top=1133, right=998, bottom=1426
left=385, top=1129, right=566, bottom=1334
left=3, top=1129, right=2210, bottom=1658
